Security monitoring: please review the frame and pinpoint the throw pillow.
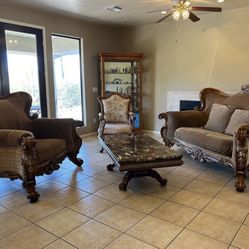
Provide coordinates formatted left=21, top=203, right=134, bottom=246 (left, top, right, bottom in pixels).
left=225, top=109, right=249, bottom=135
left=204, top=103, right=234, bottom=132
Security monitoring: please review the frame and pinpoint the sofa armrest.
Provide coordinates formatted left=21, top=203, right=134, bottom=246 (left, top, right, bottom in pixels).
left=158, top=110, right=206, bottom=146
left=0, top=129, right=33, bottom=146
left=30, top=118, right=83, bottom=154
left=232, top=124, right=249, bottom=192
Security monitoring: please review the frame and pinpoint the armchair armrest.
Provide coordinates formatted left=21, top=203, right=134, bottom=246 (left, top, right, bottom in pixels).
left=98, top=112, right=104, bottom=121
left=0, top=129, right=33, bottom=146
left=128, top=112, right=135, bottom=131
left=158, top=110, right=206, bottom=146
left=30, top=118, right=83, bottom=154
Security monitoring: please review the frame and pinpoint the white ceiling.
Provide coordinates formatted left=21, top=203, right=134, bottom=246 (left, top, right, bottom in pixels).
left=5, top=0, right=249, bottom=26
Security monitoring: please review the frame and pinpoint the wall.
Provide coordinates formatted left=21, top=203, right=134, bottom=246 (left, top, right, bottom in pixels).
left=0, top=2, right=121, bottom=134
left=120, top=7, right=249, bottom=132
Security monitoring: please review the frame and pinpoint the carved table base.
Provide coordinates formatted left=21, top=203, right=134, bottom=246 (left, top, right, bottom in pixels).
left=107, top=164, right=167, bottom=191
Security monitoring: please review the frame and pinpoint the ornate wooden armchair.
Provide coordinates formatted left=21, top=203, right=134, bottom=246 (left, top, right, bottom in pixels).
left=159, top=85, right=249, bottom=192
left=0, top=92, right=83, bottom=202
left=97, top=93, right=134, bottom=143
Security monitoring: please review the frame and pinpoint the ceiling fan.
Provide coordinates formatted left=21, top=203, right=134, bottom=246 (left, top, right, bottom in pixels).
left=147, top=0, right=222, bottom=23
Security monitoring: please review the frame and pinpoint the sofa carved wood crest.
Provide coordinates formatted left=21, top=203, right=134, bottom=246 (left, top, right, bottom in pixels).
left=0, top=92, right=83, bottom=202
left=159, top=85, right=249, bottom=192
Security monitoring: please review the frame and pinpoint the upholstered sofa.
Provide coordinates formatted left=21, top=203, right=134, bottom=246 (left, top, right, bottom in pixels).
left=159, top=85, right=249, bottom=192
left=0, top=92, right=83, bottom=202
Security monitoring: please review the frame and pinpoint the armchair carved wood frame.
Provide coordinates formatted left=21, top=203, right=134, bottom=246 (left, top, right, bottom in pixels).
left=97, top=92, right=134, bottom=135
left=158, top=85, right=249, bottom=192
left=0, top=92, right=83, bottom=202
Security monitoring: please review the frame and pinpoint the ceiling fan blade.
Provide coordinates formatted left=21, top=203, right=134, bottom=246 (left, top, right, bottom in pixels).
left=189, top=11, right=200, bottom=22
left=146, top=9, right=170, bottom=13
left=191, top=6, right=222, bottom=12
left=156, top=13, right=172, bottom=23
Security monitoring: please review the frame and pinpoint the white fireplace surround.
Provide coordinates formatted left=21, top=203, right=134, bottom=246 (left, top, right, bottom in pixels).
left=167, top=91, right=200, bottom=111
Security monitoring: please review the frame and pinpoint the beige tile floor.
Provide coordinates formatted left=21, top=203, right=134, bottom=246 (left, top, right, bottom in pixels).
left=0, top=134, right=249, bottom=249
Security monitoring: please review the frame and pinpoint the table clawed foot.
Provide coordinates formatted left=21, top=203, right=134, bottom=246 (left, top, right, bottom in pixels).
left=149, top=169, right=167, bottom=187
left=107, top=163, right=116, bottom=171
left=119, top=172, right=132, bottom=191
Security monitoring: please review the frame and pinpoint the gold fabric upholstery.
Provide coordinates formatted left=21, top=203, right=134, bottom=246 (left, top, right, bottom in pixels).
left=103, top=123, right=132, bottom=135
left=102, top=95, right=130, bottom=123
left=98, top=93, right=134, bottom=137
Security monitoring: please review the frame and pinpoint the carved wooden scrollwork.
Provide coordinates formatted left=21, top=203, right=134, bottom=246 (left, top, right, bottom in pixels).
left=235, top=128, right=248, bottom=192
left=241, top=84, right=249, bottom=94
left=21, top=136, right=40, bottom=202
left=158, top=113, right=174, bottom=147
left=68, top=120, right=84, bottom=167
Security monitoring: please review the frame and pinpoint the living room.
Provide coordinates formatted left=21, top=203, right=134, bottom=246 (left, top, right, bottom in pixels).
left=0, top=0, right=249, bottom=248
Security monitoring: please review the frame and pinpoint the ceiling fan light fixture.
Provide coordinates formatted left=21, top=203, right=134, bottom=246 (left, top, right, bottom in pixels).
left=161, top=10, right=167, bottom=14
left=172, top=10, right=181, bottom=21
left=184, top=1, right=191, bottom=7
left=182, top=10, right=190, bottom=20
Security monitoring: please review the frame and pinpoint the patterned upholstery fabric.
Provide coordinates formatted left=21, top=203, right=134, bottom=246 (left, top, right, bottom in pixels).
left=36, top=139, right=66, bottom=164
left=103, top=123, right=132, bottom=135
left=204, top=103, right=234, bottom=132
left=225, top=109, right=249, bottom=135
left=175, top=127, right=233, bottom=156
left=103, top=95, right=129, bottom=123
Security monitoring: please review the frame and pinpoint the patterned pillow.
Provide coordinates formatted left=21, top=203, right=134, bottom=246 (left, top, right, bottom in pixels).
left=204, top=103, right=234, bottom=132
left=103, top=95, right=129, bottom=123
left=225, top=109, right=249, bottom=135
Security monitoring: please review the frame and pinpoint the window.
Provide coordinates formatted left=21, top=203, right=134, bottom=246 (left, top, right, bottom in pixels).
left=0, top=22, right=47, bottom=116
left=52, top=35, right=84, bottom=121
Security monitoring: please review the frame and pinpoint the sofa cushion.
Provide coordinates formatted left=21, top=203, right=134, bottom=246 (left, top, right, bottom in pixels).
left=36, top=139, right=66, bottom=164
left=175, top=127, right=233, bottom=156
left=225, top=109, right=249, bottom=135
left=204, top=103, right=234, bottom=132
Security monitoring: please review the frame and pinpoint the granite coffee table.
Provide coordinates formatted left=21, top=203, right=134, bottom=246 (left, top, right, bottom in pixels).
left=98, top=134, right=183, bottom=191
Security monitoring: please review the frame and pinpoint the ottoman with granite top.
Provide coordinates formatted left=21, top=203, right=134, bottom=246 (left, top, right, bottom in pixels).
left=98, top=134, right=183, bottom=191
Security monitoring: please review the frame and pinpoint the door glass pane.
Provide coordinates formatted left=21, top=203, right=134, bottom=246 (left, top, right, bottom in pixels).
left=5, top=30, right=41, bottom=116
left=52, top=35, right=83, bottom=120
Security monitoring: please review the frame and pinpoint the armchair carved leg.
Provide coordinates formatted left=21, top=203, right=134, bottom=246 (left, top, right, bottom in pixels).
left=235, top=129, right=247, bottom=192
left=23, top=180, right=40, bottom=203
left=22, top=136, right=40, bottom=203
left=68, top=155, right=83, bottom=167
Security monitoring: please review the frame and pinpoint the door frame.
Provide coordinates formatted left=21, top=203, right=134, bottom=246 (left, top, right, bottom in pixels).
left=0, top=21, right=48, bottom=117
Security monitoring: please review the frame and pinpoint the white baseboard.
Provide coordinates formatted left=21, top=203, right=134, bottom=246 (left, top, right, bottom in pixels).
left=80, top=132, right=98, bottom=138
left=143, top=130, right=160, bottom=135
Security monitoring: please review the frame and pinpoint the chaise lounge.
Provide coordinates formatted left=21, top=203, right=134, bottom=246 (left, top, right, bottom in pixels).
left=159, top=85, right=249, bottom=192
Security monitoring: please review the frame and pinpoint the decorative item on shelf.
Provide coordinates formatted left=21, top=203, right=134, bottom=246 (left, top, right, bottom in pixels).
left=113, top=78, right=122, bottom=85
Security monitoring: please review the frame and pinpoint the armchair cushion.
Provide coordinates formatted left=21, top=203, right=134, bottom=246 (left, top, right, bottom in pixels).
left=175, top=127, right=233, bottom=156
left=102, top=95, right=129, bottom=123
left=204, top=103, right=234, bottom=132
left=103, top=123, right=132, bottom=135
left=36, top=139, right=66, bottom=164
left=225, top=109, right=249, bottom=135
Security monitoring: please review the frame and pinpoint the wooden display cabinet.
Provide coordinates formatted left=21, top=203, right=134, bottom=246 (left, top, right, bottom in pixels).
left=99, top=52, right=143, bottom=130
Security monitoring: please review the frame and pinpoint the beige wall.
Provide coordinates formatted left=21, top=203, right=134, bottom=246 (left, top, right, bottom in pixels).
left=0, top=2, right=121, bottom=134
left=120, top=7, right=249, bottom=132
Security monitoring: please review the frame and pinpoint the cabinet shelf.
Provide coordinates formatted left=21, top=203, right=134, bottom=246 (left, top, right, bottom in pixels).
left=104, top=72, right=135, bottom=75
